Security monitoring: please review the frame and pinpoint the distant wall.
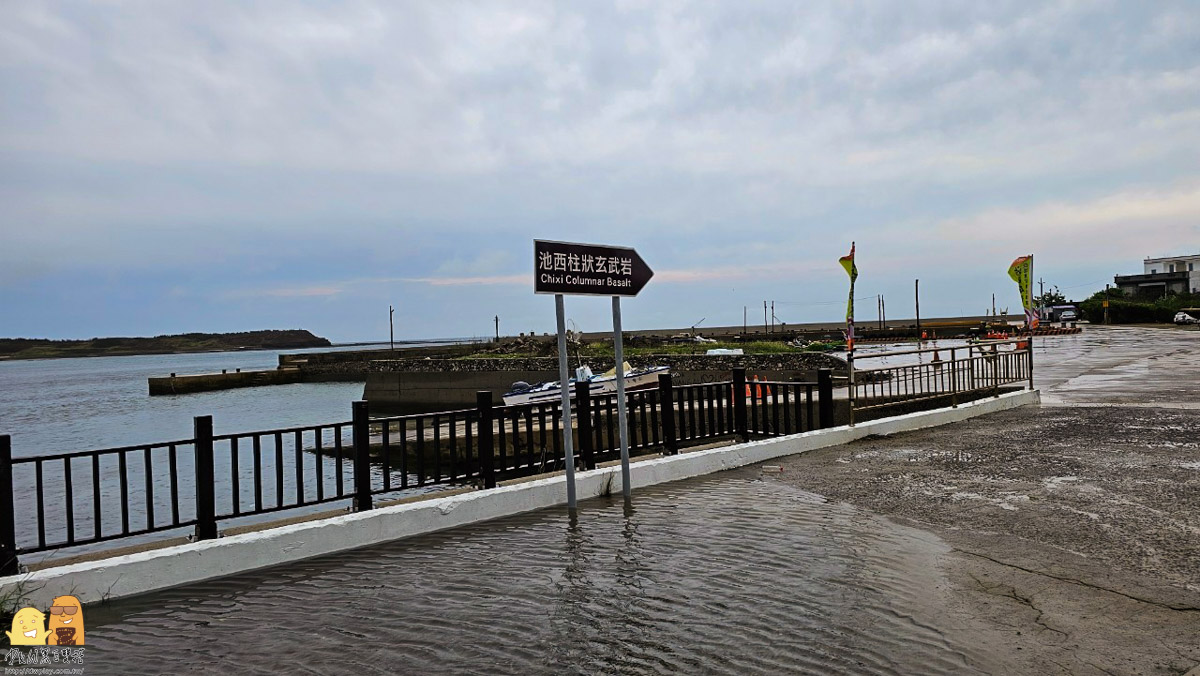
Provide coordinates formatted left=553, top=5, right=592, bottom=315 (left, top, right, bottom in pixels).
left=359, top=353, right=847, bottom=413
left=148, top=368, right=301, bottom=395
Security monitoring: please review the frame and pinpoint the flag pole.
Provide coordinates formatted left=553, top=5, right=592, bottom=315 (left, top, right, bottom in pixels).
left=843, top=242, right=857, bottom=426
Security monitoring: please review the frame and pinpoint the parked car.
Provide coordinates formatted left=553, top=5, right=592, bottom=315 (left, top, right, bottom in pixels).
left=1175, top=312, right=1198, bottom=325
left=1059, top=310, right=1077, bottom=322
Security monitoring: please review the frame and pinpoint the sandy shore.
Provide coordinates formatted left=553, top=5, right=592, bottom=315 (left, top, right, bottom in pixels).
left=771, top=326, right=1200, bottom=675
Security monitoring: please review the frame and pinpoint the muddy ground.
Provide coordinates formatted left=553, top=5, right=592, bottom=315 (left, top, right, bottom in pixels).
left=771, top=326, right=1200, bottom=675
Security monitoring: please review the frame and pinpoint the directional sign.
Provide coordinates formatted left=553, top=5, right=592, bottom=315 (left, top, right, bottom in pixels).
left=534, top=239, right=653, bottom=297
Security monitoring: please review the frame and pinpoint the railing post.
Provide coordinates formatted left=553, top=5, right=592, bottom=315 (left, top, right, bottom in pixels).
left=575, top=381, right=595, bottom=470
left=1027, top=335, right=1035, bottom=391
left=658, top=373, right=678, bottom=455
left=193, top=416, right=218, bottom=540
left=993, top=351, right=1001, bottom=398
left=847, top=351, right=856, bottom=427
left=352, top=401, right=373, bottom=511
left=732, top=368, right=749, bottom=442
left=0, top=436, right=19, bottom=576
left=476, top=391, right=495, bottom=489
left=817, top=368, right=834, bottom=429
left=950, top=348, right=959, bottom=408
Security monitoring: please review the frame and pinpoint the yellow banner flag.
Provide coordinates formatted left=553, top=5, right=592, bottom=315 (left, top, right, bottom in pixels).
left=1007, top=255, right=1039, bottom=329
left=840, top=243, right=857, bottom=345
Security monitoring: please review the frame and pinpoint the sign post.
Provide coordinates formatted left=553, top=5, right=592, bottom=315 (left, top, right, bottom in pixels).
left=534, top=240, right=653, bottom=509
left=611, top=296, right=630, bottom=500
left=554, top=293, right=577, bottom=509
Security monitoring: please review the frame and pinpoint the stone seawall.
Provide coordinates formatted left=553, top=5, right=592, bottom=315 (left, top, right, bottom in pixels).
left=307, top=352, right=846, bottom=377
left=149, top=368, right=302, bottom=395
left=354, top=353, right=847, bottom=413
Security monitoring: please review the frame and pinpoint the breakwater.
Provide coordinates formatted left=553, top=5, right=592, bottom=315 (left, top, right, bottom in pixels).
left=358, top=353, right=847, bottom=412
left=148, top=367, right=302, bottom=395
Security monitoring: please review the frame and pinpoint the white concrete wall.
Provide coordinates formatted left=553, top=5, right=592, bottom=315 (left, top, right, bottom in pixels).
left=0, top=390, right=1039, bottom=608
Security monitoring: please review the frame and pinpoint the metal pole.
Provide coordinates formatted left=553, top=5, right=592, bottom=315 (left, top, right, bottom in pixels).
left=743, top=306, right=747, bottom=336
left=847, top=349, right=855, bottom=426
left=1028, top=332, right=1035, bottom=391
left=389, top=305, right=394, bottom=351
left=494, top=315, right=499, bottom=342
left=612, top=296, right=631, bottom=500
left=555, top=294, right=577, bottom=510
left=915, top=279, right=921, bottom=338
left=950, top=348, right=958, bottom=408
left=882, top=295, right=886, bottom=330
left=763, top=301, right=768, bottom=333
left=193, top=415, right=217, bottom=540
left=0, top=435, right=19, bottom=576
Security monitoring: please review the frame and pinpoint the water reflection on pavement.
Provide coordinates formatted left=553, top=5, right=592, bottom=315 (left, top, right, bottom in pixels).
left=85, top=472, right=997, bottom=675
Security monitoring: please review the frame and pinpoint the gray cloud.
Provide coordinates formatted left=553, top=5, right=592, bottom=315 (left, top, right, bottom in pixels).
left=2, top=1, right=1198, bottom=337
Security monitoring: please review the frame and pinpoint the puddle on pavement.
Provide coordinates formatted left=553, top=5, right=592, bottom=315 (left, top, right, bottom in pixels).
left=82, top=471, right=1000, bottom=675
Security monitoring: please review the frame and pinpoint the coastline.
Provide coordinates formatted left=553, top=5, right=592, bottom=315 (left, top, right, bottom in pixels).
left=0, top=329, right=332, bottom=362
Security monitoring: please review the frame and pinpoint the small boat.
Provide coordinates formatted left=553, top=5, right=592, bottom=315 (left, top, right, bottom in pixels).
left=502, top=363, right=670, bottom=406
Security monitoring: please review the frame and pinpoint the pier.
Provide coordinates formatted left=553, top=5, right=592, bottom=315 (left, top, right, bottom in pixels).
left=147, top=366, right=301, bottom=395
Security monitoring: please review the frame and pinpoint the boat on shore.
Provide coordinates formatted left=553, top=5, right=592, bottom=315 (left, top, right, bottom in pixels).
left=502, top=363, right=670, bottom=406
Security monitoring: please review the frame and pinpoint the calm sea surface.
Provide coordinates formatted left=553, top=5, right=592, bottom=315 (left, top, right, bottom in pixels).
left=0, top=344, right=462, bottom=559
left=0, top=345, right=389, bottom=457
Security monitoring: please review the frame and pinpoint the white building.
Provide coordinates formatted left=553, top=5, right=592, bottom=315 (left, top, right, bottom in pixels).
left=1115, top=253, right=1200, bottom=298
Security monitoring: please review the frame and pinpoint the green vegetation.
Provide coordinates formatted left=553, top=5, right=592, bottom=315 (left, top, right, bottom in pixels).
left=1035, top=287, right=1067, bottom=307
left=0, top=330, right=331, bottom=360
left=1078, top=289, right=1200, bottom=324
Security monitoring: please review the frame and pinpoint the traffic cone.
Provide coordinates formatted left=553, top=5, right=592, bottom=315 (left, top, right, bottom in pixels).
left=754, top=375, right=763, bottom=399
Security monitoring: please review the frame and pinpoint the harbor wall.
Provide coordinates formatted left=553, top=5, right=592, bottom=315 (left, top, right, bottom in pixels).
left=148, top=368, right=301, bottom=395
left=0, top=389, right=1039, bottom=608
left=358, top=353, right=847, bottom=412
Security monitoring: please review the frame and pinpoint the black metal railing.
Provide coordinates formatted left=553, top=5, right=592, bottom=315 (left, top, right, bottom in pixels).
left=849, top=338, right=1033, bottom=418
left=0, top=367, right=838, bottom=573
left=209, top=418, right=355, bottom=526
left=746, top=380, right=818, bottom=437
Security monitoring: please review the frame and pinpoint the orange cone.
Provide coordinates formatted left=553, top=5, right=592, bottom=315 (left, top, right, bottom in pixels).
left=754, top=375, right=763, bottom=399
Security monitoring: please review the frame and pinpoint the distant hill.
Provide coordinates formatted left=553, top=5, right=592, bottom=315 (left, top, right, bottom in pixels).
left=0, top=330, right=332, bottom=360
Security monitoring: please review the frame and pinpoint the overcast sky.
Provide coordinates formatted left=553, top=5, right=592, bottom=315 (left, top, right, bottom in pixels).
left=3, top=1, right=1198, bottom=341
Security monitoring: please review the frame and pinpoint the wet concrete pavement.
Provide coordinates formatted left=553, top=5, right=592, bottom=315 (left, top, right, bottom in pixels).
left=774, top=325, right=1200, bottom=675
left=1032, top=324, right=1200, bottom=407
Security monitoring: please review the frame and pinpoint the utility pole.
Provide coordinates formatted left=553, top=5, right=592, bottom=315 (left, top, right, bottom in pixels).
left=1038, top=277, right=1047, bottom=323
left=494, top=315, right=499, bottom=342
left=764, top=301, right=768, bottom=333
left=882, top=295, right=886, bottom=330
left=389, top=305, right=395, bottom=351
left=770, top=301, right=775, bottom=333
left=1104, top=283, right=1111, bottom=325
left=992, top=293, right=996, bottom=323
left=915, top=279, right=921, bottom=338
left=744, top=306, right=747, bottom=336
